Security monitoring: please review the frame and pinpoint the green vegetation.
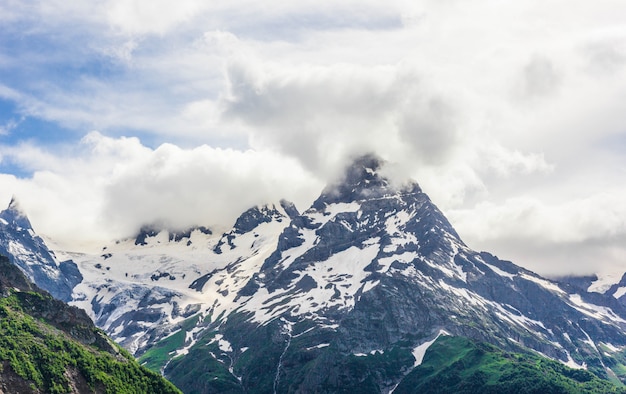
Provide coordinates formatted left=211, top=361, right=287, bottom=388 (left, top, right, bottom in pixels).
left=164, top=311, right=626, bottom=393
left=394, top=336, right=626, bottom=394
left=0, top=290, right=181, bottom=394
left=598, top=343, right=626, bottom=385
left=166, top=342, right=243, bottom=394
left=163, top=314, right=295, bottom=393
left=138, top=314, right=200, bottom=372
left=165, top=332, right=244, bottom=394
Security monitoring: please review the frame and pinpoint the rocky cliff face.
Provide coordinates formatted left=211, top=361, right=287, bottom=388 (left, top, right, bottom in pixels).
left=0, top=197, right=82, bottom=301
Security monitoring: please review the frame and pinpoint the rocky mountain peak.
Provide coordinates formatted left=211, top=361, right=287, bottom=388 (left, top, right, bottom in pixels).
left=233, top=203, right=288, bottom=235
left=133, top=224, right=213, bottom=246
left=0, top=198, right=82, bottom=302
left=312, top=153, right=421, bottom=209
left=342, top=152, right=384, bottom=182
left=279, top=199, right=300, bottom=219
left=0, top=196, right=33, bottom=230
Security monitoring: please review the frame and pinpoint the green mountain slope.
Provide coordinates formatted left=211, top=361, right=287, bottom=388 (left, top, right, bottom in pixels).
left=394, top=335, right=626, bottom=394
left=150, top=318, right=626, bottom=394
left=0, top=256, right=181, bottom=394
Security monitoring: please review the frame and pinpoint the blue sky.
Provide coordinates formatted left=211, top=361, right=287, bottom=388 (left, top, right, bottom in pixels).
left=0, top=0, right=625, bottom=277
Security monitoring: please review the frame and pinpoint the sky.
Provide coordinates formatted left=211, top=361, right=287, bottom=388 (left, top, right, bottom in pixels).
left=0, top=0, right=625, bottom=277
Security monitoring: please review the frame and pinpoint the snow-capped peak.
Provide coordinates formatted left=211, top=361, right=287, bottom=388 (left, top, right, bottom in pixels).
left=0, top=196, right=82, bottom=301
left=0, top=196, right=33, bottom=230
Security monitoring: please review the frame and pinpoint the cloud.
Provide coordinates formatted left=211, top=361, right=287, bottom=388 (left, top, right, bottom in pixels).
left=224, top=62, right=403, bottom=174
left=515, top=55, right=561, bottom=100
left=0, top=117, right=21, bottom=135
left=473, top=144, right=553, bottom=178
left=105, top=0, right=211, bottom=35
left=0, top=133, right=321, bottom=250
left=396, top=95, right=458, bottom=165
left=448, top=193, right=626, bottom=276
left=0, top=0, right=625, bottom=277
left=223, top=60, right=470, bottom=180
left=101, top=142, right=320, bottom=234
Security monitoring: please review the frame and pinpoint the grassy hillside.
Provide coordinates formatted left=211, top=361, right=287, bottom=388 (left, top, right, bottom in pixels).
left=0, top=290, right=182, bottom=393
left=0, top=254, right=181, bottom=394
left=394, top=335, right=626, bottom=394
left=152, top=312, right=626, bottom=394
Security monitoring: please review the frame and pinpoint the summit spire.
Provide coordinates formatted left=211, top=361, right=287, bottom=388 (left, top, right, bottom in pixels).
left=311, top=153, right=421, bottom=209
left=0, top=195, right=33, bottom=230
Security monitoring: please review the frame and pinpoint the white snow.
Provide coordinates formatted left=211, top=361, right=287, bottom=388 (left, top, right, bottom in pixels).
left=475, top=255, right=516, bottom=279
left=580, top=329, right=599, bottom=354
left=306, top=343, right=330, bottom=350
left=308, top=202, right=361, bottom=227
left=493, top=303, right=548, bottom=334
left=564, top=352, right=587, bottom=370
left=385, top=211, right=412, bottom=236
left=275, top=228, right=318, bottom=271
left=412, top=330, right=449, bottom=368
left=613, top=287, right=626, bottom=299
left=65, top=209, right=290, bottom=354
left=172, top=325, right=205, bottom=358
left=438, top=281, right=486, bottom=308
left=521, top=274, right=565, bottom=295
left=568, top=294, right=626, bottom=324
left=361, top=280, right=379, bottom=294
left=377, top=252, right=417, bottom=273
left=218, top=336, right=233, bottom=353
left=242, top=241, right=381, bottom=324
left=588, top=270, right=624, bottom=294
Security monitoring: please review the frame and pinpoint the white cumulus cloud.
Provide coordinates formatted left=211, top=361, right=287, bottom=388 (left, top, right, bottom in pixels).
left=0, top=0, right=625, bottom=276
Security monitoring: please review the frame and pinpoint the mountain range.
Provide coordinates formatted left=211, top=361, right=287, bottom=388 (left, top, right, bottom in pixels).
left=2, top=154, right=626, bottom=393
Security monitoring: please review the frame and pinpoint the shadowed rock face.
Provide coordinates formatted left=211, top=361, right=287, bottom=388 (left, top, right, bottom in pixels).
left=603, top=273, right=626, bottom=306
left=0, top=255, right=36, bottom=294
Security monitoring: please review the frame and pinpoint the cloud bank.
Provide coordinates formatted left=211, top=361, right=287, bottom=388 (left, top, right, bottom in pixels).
left=0, top=1, right=625, bottom=276
left=0, top=132, right=321, bottom=248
